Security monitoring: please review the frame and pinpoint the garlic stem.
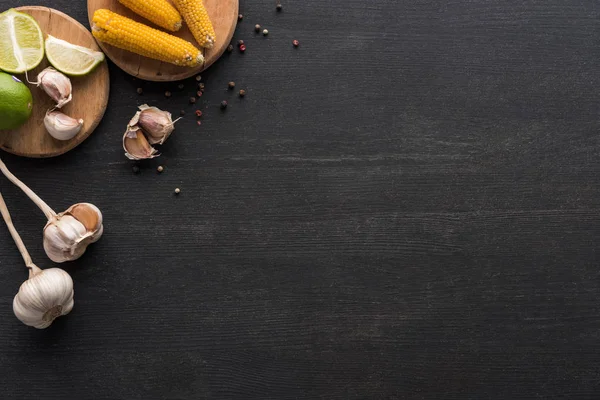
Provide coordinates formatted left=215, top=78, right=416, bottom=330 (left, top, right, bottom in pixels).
left=0, top=157, right=57, bottom=221
left=0, top=191, right=41, bottom=278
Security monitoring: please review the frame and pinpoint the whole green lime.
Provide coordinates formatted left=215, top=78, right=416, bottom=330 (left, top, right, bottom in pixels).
left=0, top=72, right=33, bottom=130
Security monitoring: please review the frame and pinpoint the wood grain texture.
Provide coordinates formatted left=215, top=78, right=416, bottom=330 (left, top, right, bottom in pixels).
left=0, top=0, right=600, bottom=399
left=87, top=0, right=238, bottom=81
left=0, top=7, right=109, bottom=158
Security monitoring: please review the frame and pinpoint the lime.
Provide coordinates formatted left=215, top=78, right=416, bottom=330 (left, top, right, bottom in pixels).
left=0, top=72, right=33, bottom=130
left=0, top=9, right=44, bottom=73
left=45, top=35, right=105, bottom=76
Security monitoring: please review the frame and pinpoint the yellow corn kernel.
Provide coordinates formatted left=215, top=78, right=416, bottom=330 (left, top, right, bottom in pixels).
left=172, top=0, right=216, bottom=49
left=92, top=9, right=204, bottom=68
left=118, top=0, right=183, bottom=32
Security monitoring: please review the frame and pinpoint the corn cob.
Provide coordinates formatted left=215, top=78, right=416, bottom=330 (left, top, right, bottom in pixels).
left=117, top=0, right=183, bottom=32
left=92, top=9, right=204, bottom=68
left=171, top=0, right=216, bottom=49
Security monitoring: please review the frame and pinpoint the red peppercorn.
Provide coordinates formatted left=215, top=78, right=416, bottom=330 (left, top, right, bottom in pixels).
left=195, top=110, right=203, bottom=117
left=239, top=44, right=246, bottom=52
left=293, top=39, right=299, bottom=47
left=197, top=91, right=203, bottom=97
left=197, top=121, right=202, bottom=126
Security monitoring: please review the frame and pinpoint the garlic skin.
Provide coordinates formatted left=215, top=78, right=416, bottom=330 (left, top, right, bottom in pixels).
left=37, top=67, right=72, bottom=108
left=13, top=268, right=74, bottom=329
left=43, top=203, right=104, bottom=263
left=123, top=126, right=159, bottom=160
left=135, top=104, right=177, bottom=145
left=44, top=110, right=84, bottom=141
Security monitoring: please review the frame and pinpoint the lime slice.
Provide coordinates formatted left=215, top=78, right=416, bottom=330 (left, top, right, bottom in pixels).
left=45, top=35, right=105, bottom=76
left=0, top=9, right=44, bottom=73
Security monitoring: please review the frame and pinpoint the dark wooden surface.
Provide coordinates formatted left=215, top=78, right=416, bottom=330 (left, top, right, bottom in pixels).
left=0, top=0, right=599, bottom=399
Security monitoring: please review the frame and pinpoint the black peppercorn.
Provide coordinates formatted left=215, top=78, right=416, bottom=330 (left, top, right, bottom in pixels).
left=239, top=89, right=246, bottom=97
left=254, top=24, right=261, bottom=32
left=164, top=91, right=171, bottom=98
left=228, top=81, right=235, bottom=89
left=238, top=39, right=244, bottom=46
left=276, top=3, right=282, bottom=11
left=132, top=165, right=140, bottom=174
left=220, top=100, right=228, bottom=109
left=136, top=87, right=143, bottom=95
left=189, top=97, right=196, bottom=104
left=227, top=44, right=234, bottom=52
left=238, top=13, right=243, bottom=20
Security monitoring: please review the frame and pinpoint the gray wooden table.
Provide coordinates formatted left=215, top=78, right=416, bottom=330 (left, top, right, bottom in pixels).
left=0, top=0, right=599, bottom=399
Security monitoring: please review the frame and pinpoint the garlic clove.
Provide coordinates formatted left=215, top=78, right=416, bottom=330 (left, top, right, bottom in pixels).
left=37, top=67, right=72, bottom=108
left=137, top=104, right=177, bottom=145
left=66, top=203, right=103, bottom=234
left=43, top=203, right=104, bottom=263
left=44, top=110, right=84, bottom=141
left=123, top=126, right=159, bottom=160
left=13, top=268, right=74, bottom=329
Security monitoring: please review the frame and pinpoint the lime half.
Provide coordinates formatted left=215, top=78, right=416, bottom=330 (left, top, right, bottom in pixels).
left=45, top=35, right=105, bottom=76
left=0, top=9, right=44, bottom=73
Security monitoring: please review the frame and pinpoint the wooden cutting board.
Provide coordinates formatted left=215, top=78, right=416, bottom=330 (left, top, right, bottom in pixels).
left=87, top=0, right=239, bottom=82
left=0, top=6, right=110, bottom=158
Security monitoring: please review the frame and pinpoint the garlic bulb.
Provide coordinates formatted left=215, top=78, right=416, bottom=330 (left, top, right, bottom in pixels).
left=134, top=104, right=178, bottom=145
left=37, top=67, right=72, bottom=108
left=0, top=191, right=74, bottom=329
left=13, top=268, right=74, bottom=329
left=0, top=158, right=104, bottom=263
left=123, top=125, right=159, bottom=160
left=44, top=110, right=84, bottom=141
left=44, top=203, right=103, bottom=263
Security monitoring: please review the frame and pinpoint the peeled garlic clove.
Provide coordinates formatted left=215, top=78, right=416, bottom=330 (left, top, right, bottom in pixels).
left=44, top=110, right=83, bottom=141
left=137, top=104, right=177, bottom=145
left=43, top=203, right=104, bottom=263
left=37, top=67, right=72, bottom=108
left=123, top=126, right=159, bottom=160
left=13, top=268, right=74, bottom=329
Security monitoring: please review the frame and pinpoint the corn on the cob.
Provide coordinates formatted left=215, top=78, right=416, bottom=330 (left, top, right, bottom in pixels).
left=117, top=0, right=183, bottom=32
left=171, top=0, right=216, bottom=49
left=92, top=9, right=204, bottom=68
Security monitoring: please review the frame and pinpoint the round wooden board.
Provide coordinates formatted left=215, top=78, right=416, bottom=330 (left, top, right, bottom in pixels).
left=87, top=0, right=239, bottom=82
left=0, top=7, right=110, bottom=158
